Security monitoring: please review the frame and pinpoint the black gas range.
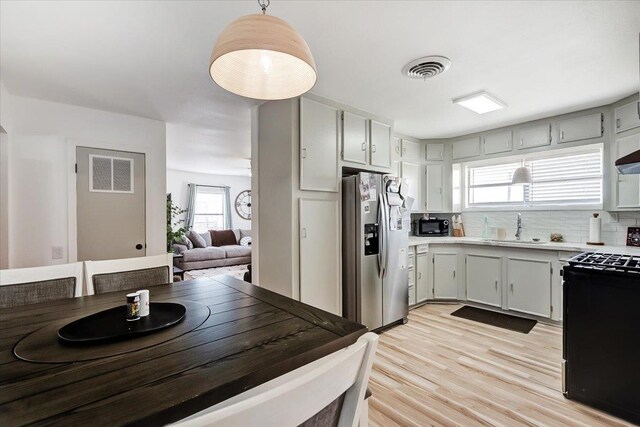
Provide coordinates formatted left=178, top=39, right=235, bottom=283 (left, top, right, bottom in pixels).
left=563, top=251, right=640, bottom=424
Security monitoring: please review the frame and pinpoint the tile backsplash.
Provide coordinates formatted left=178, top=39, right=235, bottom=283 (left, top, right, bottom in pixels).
left=460, top=211, right=640, bottom=246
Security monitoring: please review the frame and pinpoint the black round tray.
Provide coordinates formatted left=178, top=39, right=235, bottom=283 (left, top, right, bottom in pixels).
left=58, top=302, right=186, bottom=344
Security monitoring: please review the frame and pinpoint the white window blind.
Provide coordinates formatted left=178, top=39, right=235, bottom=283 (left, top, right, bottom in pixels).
left=466, top=147, right=602, bottom=208
left=193, top=186, right=226, bottom=233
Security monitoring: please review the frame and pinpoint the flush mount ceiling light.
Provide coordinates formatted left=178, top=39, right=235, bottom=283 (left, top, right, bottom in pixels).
left=511, top=165, right=532, bottom=185
left=209, top=0, right=317, bottom=100
left=453, top=91, right=506, bottom=114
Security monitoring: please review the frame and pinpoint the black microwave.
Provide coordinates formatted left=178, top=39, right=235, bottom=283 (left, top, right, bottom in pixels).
left=413, top=217, right=449, bottom=236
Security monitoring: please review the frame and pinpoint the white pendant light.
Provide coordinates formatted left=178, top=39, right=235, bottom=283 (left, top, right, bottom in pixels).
left=511, top=165, right=532, bottom=185
left=209, top=0, right=317, bottom=100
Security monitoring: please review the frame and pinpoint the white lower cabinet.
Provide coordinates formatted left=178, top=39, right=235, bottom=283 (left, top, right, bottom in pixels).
left=433, top=253, right=458, bottom=299
left=416, top=252, right=429, bottom=303
left=507, top=258, right=552, bottom=318
left=299, top=199, right=341, bottom=315
left=466, top=254, right=501, bottom=307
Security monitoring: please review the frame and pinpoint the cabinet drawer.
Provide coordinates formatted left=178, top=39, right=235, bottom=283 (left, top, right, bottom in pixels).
left=483, top=131, right=512, bottom=155
left=425, top=143, right=445, bottom=161
left=517, top=123, right=552, bottom=149
left=416, top=244, right=428, bottom=254
left=614, top=100, right=640, bottom=134
left=558, top=113, right=603, bottom=143
left=452, top=137, right=480, bottom=159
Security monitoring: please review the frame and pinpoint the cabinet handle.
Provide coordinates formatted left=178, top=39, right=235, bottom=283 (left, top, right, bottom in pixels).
left=301, top=148, right=307, bottom=159
left=402, top=147, right=407, bottom=155
left=616, top=118, right=621, bottom=129
left=549, top=124, right=552, bottom=142
left=452, top=270, right=456, bottom=278
left=520, top=138, right=524, bottom=146
left=362, top=142, right=366, bottom=151
left=372, top=144, right=377, bottom=153
left=560, top=130, right=564, bottom=140
left=495, top=280, right=498, bottom=290
left=637, top=101, right=640, bottom=119
left=417, top=272, right=421, bottom=279
left=510, top=283, right=514, bottom=292
left=395, top=146, right=400, bottom=153
left=440, top=151, right=443, bottom=159
left=301, top=228, right=307, bottom=238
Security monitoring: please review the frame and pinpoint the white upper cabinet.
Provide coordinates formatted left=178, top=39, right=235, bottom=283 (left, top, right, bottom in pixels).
left=517, top=123, right=552, bottom=149
left=369, top=120, right=391, bottom=168
left=425, top=143, right=445, bottom=161
left=558, top=112, right=603, bottom=143
left=401, top=161, right=421, bottom=212
left=482, top=131, right=512, bottom=155
left=300, top=98, right=339, bottom=192
left=614, top=100, right=640, bottom=134
left=391, top=160, right=400, bottom=178
left=425, top=163, right=444, bottom=212
left=391, top=137, right=401, bottom=158
left=452, top=137, right=480, bottom=160
left=342, top=111, right=368, bottom=165
left=616, top=133, right=640, bottom=208
left=401, top=139, right=421, bottom=160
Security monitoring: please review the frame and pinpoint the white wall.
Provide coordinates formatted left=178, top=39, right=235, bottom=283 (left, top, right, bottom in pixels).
left=0, top=81, right=14, bottom=269
left=166, top=169, right=251, bottom=230
left=2, top=89, right=166, bottom=268
left=462, top=210, right=640, bottom=246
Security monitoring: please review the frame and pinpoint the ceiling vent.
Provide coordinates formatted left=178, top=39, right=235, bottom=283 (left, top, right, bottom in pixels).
left=402, top=56, right=451, bottom=80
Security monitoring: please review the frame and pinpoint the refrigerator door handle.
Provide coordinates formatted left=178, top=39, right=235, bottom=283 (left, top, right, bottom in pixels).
left=378, top=193, right=388, bottom=278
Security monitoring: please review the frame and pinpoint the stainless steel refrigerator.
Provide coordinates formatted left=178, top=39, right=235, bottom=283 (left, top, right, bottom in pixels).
left=342, top=172, right=409, bottom=330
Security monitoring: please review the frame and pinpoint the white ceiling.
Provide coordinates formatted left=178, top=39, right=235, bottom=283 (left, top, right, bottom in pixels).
left=2, top=1, right=639, bottom=172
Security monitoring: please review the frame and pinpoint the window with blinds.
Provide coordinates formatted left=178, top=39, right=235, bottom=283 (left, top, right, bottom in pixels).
left=466, top=147, right=603, bottom=208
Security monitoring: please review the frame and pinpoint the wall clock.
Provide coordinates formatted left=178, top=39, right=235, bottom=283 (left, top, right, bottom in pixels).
left=235, top=190, right=252, bottom=220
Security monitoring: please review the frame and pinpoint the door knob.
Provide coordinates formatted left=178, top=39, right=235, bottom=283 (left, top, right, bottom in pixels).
left=135, top=244, right=143, bottom=250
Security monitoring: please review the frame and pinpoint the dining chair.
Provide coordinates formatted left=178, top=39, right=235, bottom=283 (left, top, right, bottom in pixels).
left=173, top=332, right=379, bottom=427
left=85, top=253, right=173, bottom=295
left=0, top=262, right=84, bottom=308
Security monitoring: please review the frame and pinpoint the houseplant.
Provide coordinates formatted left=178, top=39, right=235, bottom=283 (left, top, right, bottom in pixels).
left=166, top=196, right=187, bottom=252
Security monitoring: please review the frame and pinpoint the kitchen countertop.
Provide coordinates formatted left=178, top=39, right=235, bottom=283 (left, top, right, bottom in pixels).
left=408, top=235, right=637, bottom=254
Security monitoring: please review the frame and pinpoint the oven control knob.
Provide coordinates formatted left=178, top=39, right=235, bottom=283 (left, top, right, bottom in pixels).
left=443, top=220, right=449, bottom=226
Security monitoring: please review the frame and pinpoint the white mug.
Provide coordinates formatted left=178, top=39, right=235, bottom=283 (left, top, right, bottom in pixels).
left=137, top=289, right=150, bottom=317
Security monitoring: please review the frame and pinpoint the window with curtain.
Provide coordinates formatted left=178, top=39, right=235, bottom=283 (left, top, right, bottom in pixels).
left=192, top=186, right=227, bottom=232
left=465, top=146, right=603, bottom=208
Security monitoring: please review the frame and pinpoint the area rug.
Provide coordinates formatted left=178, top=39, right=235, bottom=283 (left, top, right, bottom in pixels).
left=184, top=264, right=249, bottom=281
left=450, top=305, right=537, bottom=334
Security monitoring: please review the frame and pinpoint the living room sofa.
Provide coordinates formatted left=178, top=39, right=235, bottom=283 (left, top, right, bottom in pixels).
left=172, top=229, right=251, bottom=271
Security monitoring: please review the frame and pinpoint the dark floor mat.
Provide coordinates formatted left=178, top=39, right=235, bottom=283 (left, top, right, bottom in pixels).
left=450, top=305, right=537, bottom=334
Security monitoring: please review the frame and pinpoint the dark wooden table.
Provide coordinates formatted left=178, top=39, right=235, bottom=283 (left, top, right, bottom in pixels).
left=0, top=276, right=366, bottom=426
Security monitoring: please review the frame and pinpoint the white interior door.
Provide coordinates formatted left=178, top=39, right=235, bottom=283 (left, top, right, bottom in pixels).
left=77, top=147, right=146, bottom=261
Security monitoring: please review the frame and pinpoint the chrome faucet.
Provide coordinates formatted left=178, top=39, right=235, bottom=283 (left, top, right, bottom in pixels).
left=515, top=213, right=522, bottom=240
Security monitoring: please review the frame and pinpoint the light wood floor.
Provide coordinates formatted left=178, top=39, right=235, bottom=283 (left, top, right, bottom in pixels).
left=368, top=303, right=635, bottom=427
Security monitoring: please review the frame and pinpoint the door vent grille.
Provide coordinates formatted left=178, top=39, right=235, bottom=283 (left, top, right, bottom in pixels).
left=402, top=56, right=451, bottom=80
left=89, top=155, right=134, bottom=193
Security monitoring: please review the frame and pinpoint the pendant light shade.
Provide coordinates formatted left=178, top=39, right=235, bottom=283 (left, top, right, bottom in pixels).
left=209, top=14, right=317, bottom=100
left=511, top=166, right=532, bottom=185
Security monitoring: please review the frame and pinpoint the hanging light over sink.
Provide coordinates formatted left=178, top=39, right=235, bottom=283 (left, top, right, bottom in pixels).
left=511, top=164, right=532, bottom=185
left=209, top=0, right=317, bottom=100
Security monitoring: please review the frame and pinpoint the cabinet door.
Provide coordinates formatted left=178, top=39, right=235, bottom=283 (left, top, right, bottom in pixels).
left=507, top=258, right=551, bottom=318
left=616, top=133, right=640, bottom=208
left=425, top=164, right=444, bottom=212
left=408, top=284, right=416, bottom=306
left=342, top=111, right=367, bottom=164
left=517, top=123, right=551, bottom=149
left=390, top=160, right=400, bottom=178
left=401, top=162, right=421, bottom=212
left=299, top=199, right=341, bottom=315
left=433, top=253, right=458, bottom=299
left=391, top=137, right=401, bottom=158
left=483, top=131, right=512, bottom=155
left=300, top=98, right=339, bottom=192
left=452, top=137, right=480, bottom=159
left=370, top=120, right=391, bottom=168
left=558, top=112, right=603, bottom=143
left=614, top=100, right=640, bottom=134
left=401, top=139, right=421, bottom=160
left=416, top=253, right=429, bottom=303
left=466, top=254, right=501, bottom=307
left=425, top=143, right=444, bottom=161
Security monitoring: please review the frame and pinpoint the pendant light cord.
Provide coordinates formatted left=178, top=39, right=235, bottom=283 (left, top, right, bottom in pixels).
left=258, top=0, right=270, bottom=14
